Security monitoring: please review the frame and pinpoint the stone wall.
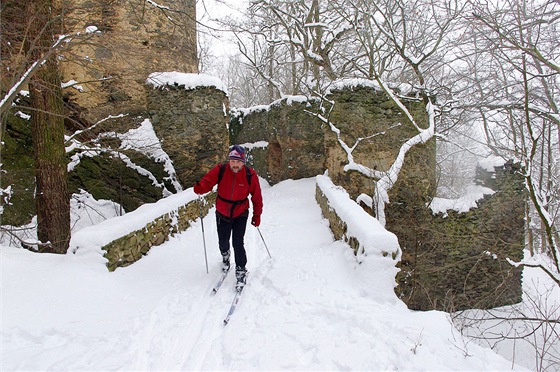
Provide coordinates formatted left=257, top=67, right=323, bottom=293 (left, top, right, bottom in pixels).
left=314, top=175, right=401, bottom=295
left=103, top=193, right=215, bottom=271
left=230, top=86, right=433, bottom=202
left=395, top=162, right=526, bottom=311
left=325, top=85, right=435, bottom=204
left=147, top=81, right=229, bottom=188
left=230, top=97, right=325, bottom=184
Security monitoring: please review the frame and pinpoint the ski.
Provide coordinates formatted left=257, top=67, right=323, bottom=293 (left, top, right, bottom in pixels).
left=211, top=267, right=230, bottom=295
left=223, top=273, right=248, bottom=326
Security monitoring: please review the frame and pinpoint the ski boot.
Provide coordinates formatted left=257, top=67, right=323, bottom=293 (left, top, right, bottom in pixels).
left=221, top=251, right=231, bottom=273
left=235, top=266, right=247, bottom=291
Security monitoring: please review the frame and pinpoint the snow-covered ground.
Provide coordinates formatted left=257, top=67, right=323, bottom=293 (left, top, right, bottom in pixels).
left=1, top=177, right=525, bottom=370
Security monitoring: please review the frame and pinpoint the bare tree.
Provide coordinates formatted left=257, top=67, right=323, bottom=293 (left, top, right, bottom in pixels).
left=443, top=1, right=560, bottom=369
left=216, top=0, right=358, bottom=103
left=458, top=0, right=560, bottom=279
left=18, top=0, right=70, bottom=253
left=453, top=281, right=560, bottom=371
left=213, top=0, right=460, bottom=223
left=319, top=0, right=465, bottom=224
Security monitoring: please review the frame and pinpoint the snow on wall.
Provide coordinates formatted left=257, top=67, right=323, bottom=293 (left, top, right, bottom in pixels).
left=69, top=188, right=203, bottom=266
left=316, top=175, right=401, bottom=259
left=315, top=175, right=402, bottom=300
left=146, top=72, right=228, bottom=95
left=429, top=185, right=495, bottom=217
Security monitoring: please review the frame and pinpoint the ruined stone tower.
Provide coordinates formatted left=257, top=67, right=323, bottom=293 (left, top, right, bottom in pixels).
left=59, top=0, right=198, bottom=126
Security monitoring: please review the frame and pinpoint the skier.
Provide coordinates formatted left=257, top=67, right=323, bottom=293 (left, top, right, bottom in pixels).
left=194, top=144, right=263, bottom=290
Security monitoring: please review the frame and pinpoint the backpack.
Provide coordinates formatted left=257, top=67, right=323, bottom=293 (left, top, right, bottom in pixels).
left=217, top=163, right=253, bottom=187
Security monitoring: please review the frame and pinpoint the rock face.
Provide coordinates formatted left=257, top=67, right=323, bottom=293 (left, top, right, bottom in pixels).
left=1, top=98, right=173, bottom=225
left=68, top=151, right=165, bottom=213
left=1, top=107, right=36, bottom=226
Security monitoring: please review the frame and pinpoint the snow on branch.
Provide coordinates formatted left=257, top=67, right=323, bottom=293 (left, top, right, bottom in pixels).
left=145, top=0, right=170, bottom=10
left=145, top=0, right=173, bottom=21
left=65, top=114, right=127, bottom=146
left=374, top=102, right=436, bottom=225
left=0, top=26, right=101, bottom=115
left=377, top=78, right=423, bottom=132
left=306, top=80, right=437, bottom=226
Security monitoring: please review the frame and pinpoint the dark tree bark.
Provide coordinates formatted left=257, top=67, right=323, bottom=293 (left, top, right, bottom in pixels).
left=26, top=0, right=70, bottom=253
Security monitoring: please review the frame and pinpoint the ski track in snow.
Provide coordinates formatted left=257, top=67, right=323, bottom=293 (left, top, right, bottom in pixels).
left=1, top=178, right=521, bottom=371
left=177, top=179, right=339, bottom=370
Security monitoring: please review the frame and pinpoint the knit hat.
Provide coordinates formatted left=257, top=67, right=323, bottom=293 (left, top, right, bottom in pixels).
left=228, top=144, right=246, bottom=163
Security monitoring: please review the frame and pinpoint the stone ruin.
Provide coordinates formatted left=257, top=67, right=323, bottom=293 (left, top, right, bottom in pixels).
left=147, top=80, right=524, bottom=311
left=2, top=73, right=525, bottom=311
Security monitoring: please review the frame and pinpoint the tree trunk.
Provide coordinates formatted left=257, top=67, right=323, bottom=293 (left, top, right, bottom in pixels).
left=27, top=0, right=70, bottom=253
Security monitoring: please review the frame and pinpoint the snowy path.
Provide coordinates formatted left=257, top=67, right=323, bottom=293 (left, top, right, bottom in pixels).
left=125, top=178, right=348, bottom=370
left=1, top=178, right=518, bottom=371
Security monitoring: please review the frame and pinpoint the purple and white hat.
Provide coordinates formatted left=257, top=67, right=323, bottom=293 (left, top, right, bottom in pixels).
left=228, top=144, right=246, bottom=163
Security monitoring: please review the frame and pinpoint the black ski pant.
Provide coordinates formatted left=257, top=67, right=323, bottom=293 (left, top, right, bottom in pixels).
left=216, top=213, right=248, bottom=269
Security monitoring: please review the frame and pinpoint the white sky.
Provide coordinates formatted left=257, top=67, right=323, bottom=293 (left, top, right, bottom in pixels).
left=197, top=0, right=247, bottom=58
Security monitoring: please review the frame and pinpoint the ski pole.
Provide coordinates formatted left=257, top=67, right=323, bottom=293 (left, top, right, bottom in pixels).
left=198, top=196, right=209, bottom=273
left=256, top=226, right=272, bottom=258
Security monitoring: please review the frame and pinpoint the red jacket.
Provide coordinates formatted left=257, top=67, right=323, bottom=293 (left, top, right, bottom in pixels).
left=194, top=163, right=263, bottom=220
